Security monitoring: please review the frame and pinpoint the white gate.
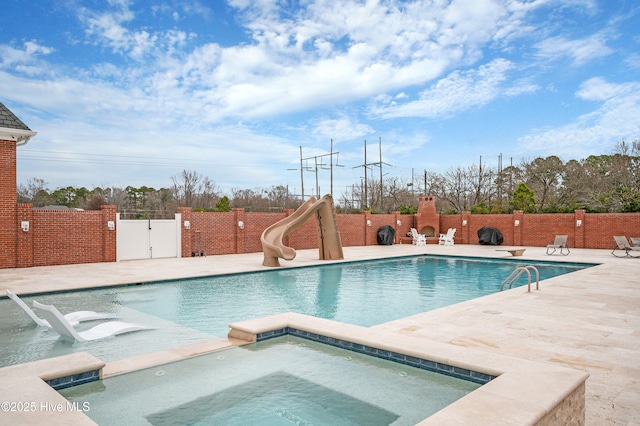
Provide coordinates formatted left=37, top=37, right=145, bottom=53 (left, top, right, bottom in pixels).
left=116, top=214, right=181, bottom=261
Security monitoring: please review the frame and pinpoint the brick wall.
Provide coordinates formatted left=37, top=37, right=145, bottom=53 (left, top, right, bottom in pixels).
left=0, top=140, right=18, bottom=268
left=4, top=204, right=640, bottom=269
left=11, top=205, right=117, bottom=268
left=16, top=203, right=33, bottom=268
left=441, top=211, right=639, bottom=249
left=2, top=193, right=639, bottom=269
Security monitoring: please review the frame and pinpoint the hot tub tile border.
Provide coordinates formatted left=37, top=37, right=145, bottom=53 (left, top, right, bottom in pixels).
left=256, top=327, right=496, bottom=385
left=46, top=369, right=101, bottom=390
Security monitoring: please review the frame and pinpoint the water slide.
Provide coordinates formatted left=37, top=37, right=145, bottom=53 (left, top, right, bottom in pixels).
left=261, top=194, right=344, bottom=267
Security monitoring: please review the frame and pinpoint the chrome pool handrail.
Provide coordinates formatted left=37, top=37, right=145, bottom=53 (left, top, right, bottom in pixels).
left=501, top=265, right=540, bottom=292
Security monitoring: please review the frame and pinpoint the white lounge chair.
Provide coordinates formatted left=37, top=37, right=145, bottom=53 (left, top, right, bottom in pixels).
left=439, top=228, right=456, bottom=246
left=32, top=301, right=149, bottom=342
left=612, top=236, right=640, bottom=258
left=546, top=235, right=570, bottom=256
left=410, top=228, right=426, bottom=246
left=6, top=290, right=116, bottom=328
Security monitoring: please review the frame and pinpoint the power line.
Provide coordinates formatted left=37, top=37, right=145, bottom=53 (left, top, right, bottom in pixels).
left=17, top=149, right=262, bottom=169
left=352, top=137, right=391, bottom=210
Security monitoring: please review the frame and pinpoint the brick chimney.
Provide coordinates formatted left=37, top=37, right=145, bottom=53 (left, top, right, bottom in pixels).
left=415, top=196, right=440, bottom=240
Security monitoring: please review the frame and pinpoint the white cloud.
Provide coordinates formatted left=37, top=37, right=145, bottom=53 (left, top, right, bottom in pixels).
left=370, top=58, right=515, bottom=119
left=3, top=0, right=624, bottom=193
left=625, top=53, right=640, bottom=69
left=79, top=2, right=194, bottom=61
left=519, top=77, right=640, bottom=156
left=504, top=78, right=539, bottom=97
left=312, top=118, right=374, bottom=141
left=0, top=41, right=54, bottom=69
left=575, top=77, right=634, bottom=101
left=535, top=32, right=613, bottom=66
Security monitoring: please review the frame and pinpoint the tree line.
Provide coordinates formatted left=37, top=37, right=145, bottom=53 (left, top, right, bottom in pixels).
left=17, top=139, right=640, bottom=216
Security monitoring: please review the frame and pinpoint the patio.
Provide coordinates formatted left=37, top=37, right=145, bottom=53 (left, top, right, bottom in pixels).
left=0, top=244, right=638, bottom=424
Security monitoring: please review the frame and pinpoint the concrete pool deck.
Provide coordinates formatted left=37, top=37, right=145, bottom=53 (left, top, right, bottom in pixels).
left=0, top=244, right=638, bottom=424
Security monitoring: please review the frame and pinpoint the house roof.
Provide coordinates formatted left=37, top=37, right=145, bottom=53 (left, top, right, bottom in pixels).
left=0, top=101, right=37, bottom=145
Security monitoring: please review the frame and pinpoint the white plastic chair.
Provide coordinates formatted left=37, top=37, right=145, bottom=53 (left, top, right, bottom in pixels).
left=410, top=228, right=426, bottom=246
left=32, top=301, right=150, bottom=342
left=6, top=290, right=116, bottom=328
left=439, top=228, right=456, bottom=246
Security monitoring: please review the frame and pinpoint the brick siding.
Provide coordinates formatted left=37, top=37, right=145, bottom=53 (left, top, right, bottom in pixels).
left=0, top=140, right=18, bottom=268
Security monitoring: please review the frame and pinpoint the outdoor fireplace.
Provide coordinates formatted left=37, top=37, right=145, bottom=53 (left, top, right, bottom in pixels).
left=415, top=196, right=440, bottom=241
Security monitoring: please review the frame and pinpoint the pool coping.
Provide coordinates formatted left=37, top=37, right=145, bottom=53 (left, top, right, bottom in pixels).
left=0, top=312, right=587, bottom=426
left=227, top=312, right=588, bottom=425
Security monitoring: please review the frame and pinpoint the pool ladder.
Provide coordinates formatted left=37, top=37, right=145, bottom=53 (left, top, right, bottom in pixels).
left=501, top=265, right=539, bottom=292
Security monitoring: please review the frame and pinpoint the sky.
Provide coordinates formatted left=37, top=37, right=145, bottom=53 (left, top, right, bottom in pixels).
left=1, top=0, right=639, bottom=199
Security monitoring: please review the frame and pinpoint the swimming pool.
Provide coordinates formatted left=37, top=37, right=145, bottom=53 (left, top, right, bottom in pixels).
left=0, top=255, right=592, bottom=367
left=59, top=335, right=481, bottom=425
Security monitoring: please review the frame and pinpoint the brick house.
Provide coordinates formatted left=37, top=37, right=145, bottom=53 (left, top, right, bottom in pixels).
left=0, top=101, right=37, bottom=268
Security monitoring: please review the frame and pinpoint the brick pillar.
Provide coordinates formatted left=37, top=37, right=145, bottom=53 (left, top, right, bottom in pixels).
left=460, top=211, right=471, bottom=244
left=513, top=210, right=524, bottom=246
left=574, top=209, right=586, bottom=248
left=101, top=205, right=117, bottom=262
left=0, top=140, right=18, bottom=269
left=233, top=208, right=246, bottom=254
left=364, top=210, right=372, bottom=245
left=16, top=203, right=33, bottom=268
left=393, top=211, right=401, bottom=244
left=178, top=207, right=192, bottom=257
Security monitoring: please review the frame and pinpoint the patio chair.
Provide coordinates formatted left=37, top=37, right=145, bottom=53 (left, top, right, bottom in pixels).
left=410, top=228, right=426, bottom=246
left=6, top=290, right=116, bottom=328
left=439, top=228, right=456, bottom=246
left=630, top=237, right=640, bottom=247
left=32, top=301, right=149, bottom=342
left=546, top=235, right=570, bottom=256
left=612, top=236, right=640, bottom=258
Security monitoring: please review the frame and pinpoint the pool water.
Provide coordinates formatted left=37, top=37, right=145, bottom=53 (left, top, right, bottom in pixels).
left=59, top=335, right=481, bottom=425
left=0, top=255, right=592, bottom=367
left=116, top=255, right=591, bottom=335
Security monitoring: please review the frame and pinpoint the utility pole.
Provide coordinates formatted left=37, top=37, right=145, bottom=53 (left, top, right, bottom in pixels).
left=424, top=169, right=427, bottom=196
left=300, top=146, right=305, bottom=201
left=295, top=143, right=341, bottom=200
left=353, top=138, right=391, bottom=211
left=353, top=140, right=369, bottom=209
left=498, top=153, right=503, bottom=210
left=379, top=137, right=383, bottom=210
left=287, top=146, right=305, bottom=201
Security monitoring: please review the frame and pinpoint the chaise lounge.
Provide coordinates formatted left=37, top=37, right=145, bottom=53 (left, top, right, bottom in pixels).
left=546, top=235, right=570, bottom=256
left=6, top=289, right=116, bottom=328
left=612, top=236, right=640, bottom=258
left=32, top=301, right=150, bottom=342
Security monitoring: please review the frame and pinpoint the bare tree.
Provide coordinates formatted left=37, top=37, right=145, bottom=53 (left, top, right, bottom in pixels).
left=230, top=188, right=262, bottom=211
left=17, top=178, right=56, bottom=206
left=171, top=170, right=220, bottom=209
left=264, top=185, right=300, bottom=210
left=381, top=176, right=413, bottom=212
left=103, top=187, right=131, bottom=210
left=441, top=166, right=470, bottom=212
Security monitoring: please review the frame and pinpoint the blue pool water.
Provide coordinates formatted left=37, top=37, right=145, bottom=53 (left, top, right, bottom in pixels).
left=114, top=255, right=592, bottom=336
left=59, top=335, right=481, bottom=425
left=0, top=255, right=592, bottom=366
